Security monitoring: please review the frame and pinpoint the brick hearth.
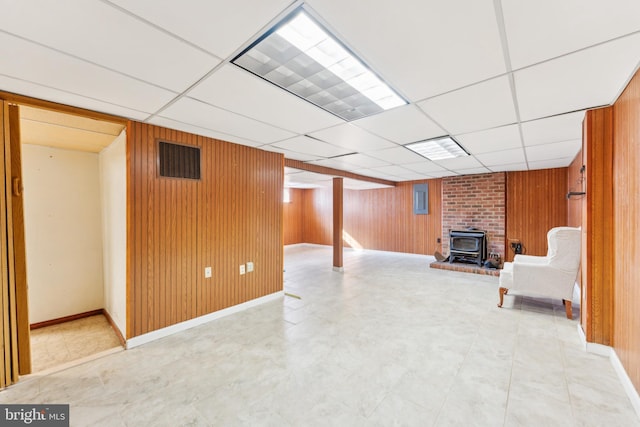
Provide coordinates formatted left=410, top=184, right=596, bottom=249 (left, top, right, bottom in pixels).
left=430, top=260, right=500, bottom=277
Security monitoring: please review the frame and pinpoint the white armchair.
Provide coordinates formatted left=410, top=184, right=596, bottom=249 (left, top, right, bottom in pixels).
left=498, top=227, right=581, bottom=319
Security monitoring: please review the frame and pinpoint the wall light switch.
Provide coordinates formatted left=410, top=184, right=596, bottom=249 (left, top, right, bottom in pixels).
left=247, top=262, right=254, bottom=272
left=240, top=264, right=246, bottom=275
left=204, top=267, right=212, bottom=278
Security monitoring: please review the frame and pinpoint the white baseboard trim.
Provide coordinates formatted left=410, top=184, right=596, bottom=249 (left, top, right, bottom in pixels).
left=611, top=349, right=640, bottom=419
left=576, top=324, right=640, bottom=419
left=126, top=291, right=284, bottom=349
left=576, top=324, right=610, bottom=356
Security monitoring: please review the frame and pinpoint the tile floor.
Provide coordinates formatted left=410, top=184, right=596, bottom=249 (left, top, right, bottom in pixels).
left=0, top=245, right=638, bottom=426
left=30, top=314, right=123, bottom=373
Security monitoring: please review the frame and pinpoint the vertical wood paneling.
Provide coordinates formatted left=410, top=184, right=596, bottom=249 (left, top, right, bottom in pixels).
left=283, top=189, right=303, bottom=245
left=127, top=122, right=283, bottom=338
left=301, top=180, right=442, bottom=255
left=302, top=187, right=333, bottom=245
left=566, top=152, right=584, bottom=228
left=582, top=108, right=614, bottom=346
left=505, top=169, right=568, bottom=262
left=613, top=69, right=640, bottom=393
left=344, top=180, right=442, bottom=254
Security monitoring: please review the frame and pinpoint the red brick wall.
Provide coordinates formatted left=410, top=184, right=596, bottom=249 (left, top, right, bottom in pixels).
left=442, top=173, right=506, bottom=258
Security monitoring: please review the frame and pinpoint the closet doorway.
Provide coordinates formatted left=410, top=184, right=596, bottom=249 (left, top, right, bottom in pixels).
left=18, top=105, right=127, bottom=373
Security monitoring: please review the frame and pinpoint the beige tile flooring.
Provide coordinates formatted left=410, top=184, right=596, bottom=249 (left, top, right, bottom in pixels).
left=30, top=314, right=123, bottom=373
left=0, top=244, right=638, bottom=426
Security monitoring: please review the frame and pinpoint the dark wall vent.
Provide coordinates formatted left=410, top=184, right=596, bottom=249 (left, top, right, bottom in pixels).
left=158, top=141, right=201, bottom=180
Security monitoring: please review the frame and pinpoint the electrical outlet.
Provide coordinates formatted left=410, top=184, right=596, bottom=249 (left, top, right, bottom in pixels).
left=240, top=264, right=246, bottom=275
left=204, top=267, right=212, bottom=278
left=247, top=262, right=254, bottom=272
left=510, top=242, right=523, bottom=254
left=437, top=237, right=441, bottom=243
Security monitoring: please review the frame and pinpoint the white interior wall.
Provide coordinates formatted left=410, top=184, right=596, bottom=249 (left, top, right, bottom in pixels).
left=99, top=130, right=127, bottom=337
left=22, top=144, right=104, bottom=323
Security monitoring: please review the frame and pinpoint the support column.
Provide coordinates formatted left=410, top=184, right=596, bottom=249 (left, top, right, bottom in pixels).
left=332, top=177, right=343, bottom=272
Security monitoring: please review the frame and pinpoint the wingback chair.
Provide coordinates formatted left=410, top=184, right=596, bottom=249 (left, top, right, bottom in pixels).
left=498, top=227, right=581, bottom=319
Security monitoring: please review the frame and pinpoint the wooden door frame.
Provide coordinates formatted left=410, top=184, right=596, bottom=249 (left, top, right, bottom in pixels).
left=7, top=104, right=31, bottom=374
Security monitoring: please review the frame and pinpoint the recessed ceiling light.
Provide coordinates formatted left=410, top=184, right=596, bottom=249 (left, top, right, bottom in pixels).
left=232, top=7, right=407, bottom=121
left=405, top=136, right=469, bottom=161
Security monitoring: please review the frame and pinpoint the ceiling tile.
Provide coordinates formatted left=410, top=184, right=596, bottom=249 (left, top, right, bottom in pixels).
left=453, top=167, right=491, bottom=175
left=286, top=171, right=332, bottom=183
left=334, top=153, right=390, bottom=169
left=160, top=97, right=295, bottom=144
left=488, top=163, right=528, bottom=172
left=515, top=33, right=640, bottom=121
left=403, top=162, right=448, bottom=174
left=528, top=157, right=575, bottom=170
left=352, top=105, right=444, bottom=144
left=189, top=65, right=343, bottom=134
left=475, top=148, right=526, bottom=166
left=285, top=170, right=330, bottom=188
left=426, top=170, right=459, bottom=178
left=306, top=158, right=354, bottom=170
left=147, top=116, right=264, bottom=147
left=0, top=0, right=220, bottom=92
left=270, top=135, right=353, bottom=158
left=365, top=146, right=428, bottom=165
left=261, top=145, right=320, bottom=162
left=394, top=171, right=433, bottom=181
left=367, top=165, right=415, bottom=178
left=455, top=124, right=521, bottom=154
left=503, top=0, right=640, bottom=69
left=0, top=75, right=150, bottom=121
left=108, top=0, right=293, bottom=59
left=285, top=167, right=302, bottom=175
left=306, top=0, right=506, bottom=100
left=308, top=123, right=396, bottom=152
left=521, top=111, right=585, bottom=146
left=432, top=156, right=483, bottom=170
left=0, top=32, right=175, bottom=114
left=525, top=140, right=582, bottom=162
left=418, top=76, right=517, bottom=135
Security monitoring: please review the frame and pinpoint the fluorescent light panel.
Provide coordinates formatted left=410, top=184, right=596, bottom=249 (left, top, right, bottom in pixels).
left=232, top=8, right=406, bottom=121
left=405, top=136, right=469, bottom=161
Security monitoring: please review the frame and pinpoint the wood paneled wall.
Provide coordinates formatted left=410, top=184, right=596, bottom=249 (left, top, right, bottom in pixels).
left=505, top=169, right=568, bottom=262
left=283, top=188, right=303, bottom=245
left=582, top=108, right=614, bottom=346
left=566, top=152, right=584, bottom=228
left=612, top=69, right=640, bottom=392
left=343, top=180, right=442, bottom=255
left=127, top=122, right=283, bottom=338
left=299, top=180, right=442, bottom=255
left=301, top=187, right=333, bottom=245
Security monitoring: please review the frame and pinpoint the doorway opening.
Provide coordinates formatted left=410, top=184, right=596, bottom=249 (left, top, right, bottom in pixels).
left=18, top=105, right=127, bottom=373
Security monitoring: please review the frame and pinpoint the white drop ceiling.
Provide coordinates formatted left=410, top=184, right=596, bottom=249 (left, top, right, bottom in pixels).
left=0, top=0, right=639, bottom=189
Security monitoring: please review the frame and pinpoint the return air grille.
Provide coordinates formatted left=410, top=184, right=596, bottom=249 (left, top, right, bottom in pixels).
left=158, top=141, right=201, bottom=180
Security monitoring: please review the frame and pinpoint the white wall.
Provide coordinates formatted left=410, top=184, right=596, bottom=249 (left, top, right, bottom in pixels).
left=22, top=144, right=104, bottom=323
left=99, top=130, right=127, bottom=337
